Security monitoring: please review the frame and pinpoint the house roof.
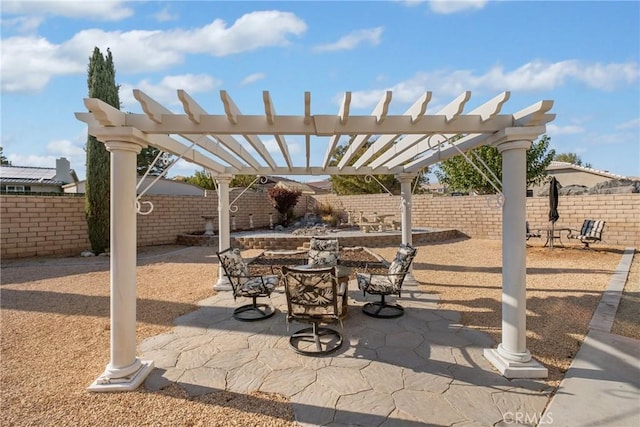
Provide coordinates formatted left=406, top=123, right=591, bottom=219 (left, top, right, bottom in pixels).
left=0, top=166, right=62, bottom=185
left=548, top=161, right=627, bottom=180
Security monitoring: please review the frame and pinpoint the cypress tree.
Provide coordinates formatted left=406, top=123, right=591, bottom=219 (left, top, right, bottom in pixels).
left=85, top=47, right=120, bottom=254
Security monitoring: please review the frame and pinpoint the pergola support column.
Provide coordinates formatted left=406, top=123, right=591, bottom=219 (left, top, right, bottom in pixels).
left=214, top=175, right=233, bottom=290
left=484, top=139, right=547, bottom=378
left=88, top=139, right=154, bottom=392
left=398, top=174, right=418, bottom=286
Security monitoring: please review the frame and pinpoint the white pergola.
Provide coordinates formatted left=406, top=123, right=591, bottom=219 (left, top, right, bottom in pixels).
left=76, top=89, right=554, bottom=391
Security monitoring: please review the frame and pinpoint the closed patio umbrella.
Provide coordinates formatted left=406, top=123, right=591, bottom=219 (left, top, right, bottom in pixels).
left=548, top=177, right=560, bottom=248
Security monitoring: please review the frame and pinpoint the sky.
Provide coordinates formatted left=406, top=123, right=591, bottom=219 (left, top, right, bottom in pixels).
left=1, top=0, right=639, bottom=182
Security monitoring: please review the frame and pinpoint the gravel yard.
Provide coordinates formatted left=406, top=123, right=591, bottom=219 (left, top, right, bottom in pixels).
left=1, top=238, right=633, bottom=426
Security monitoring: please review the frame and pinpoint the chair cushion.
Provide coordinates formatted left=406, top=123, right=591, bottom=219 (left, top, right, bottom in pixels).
left=223, top=248, right=250, bottom=277
left=356, top=272, right=395, bottom=293
left=284, top=268, right=343, bottom=318
left=236, top=274, right=278, bottom=297
left=387, top=245, right=416, bottom=286
left=310, top=238, right=339, bottom=252
left=308, top=249, right=339, bottom=266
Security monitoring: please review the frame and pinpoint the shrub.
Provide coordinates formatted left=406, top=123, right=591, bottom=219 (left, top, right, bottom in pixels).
left=315, top=201, right=335, bottom=216
left=267, top=187, right=302, bottom=226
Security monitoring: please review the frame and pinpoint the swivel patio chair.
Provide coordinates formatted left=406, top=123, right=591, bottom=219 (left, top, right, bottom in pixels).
left=282, top=265, right=345, bottom=355
left=216, top=247, right=279, bottom=321
left=307, top=236, right=340, bottom=266
left=567, top=219, right=606, bottom=249
left=356, top=243, right=417, bottom=318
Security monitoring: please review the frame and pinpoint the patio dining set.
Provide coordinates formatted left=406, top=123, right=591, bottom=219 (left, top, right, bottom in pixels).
left=217, top=237, right=417, bottom=356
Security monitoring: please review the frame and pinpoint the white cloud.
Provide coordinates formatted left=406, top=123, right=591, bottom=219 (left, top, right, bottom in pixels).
left=120, top=74, right=222, bottom=110
left=240, top=73, right=266, bottom=86
left=1, top=11, right=306, bottom=93
left=400, top=0, right=428, bottom=7
left=546, top=124, right=585, bottom=136
left=154, top=6, right=179, bottom=22
left=1, top=15, right=43, bottom=34
left=428, top=0, right=488, bottom=14
left=2, top=0, right=133, bottom=21
left=7, top=136, right=85, bottom=173
left=347, top=60, right=640, bottom=108
left=314, top=27, right=383, bottom=52
left=616, top=118, right=640, bottom=130
left=7, top=153, right=58, bottom=168
left=47, top=139, right=85, bottom=157
left=0, top=35, right=84, bottom=92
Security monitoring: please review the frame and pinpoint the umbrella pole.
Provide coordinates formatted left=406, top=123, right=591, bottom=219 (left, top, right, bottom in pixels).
left=550, top=221, right=554, bottom=248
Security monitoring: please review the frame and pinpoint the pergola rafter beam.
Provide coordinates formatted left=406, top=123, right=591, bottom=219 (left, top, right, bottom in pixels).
left=147, top=134, right=228, bottom=174
left=321, top=92, right=350, bottom=169
left=368, top=92, right=471, bottom=170
left=381, top=91, right=512, bottom=170
left=337, top=91, right=392, bottom=169
left=263, top=91, right=293, bottom=170
left=402, top=125, right=548, bottom=173
left=177, top=89, right=207, bottom=124
left=353, top=92, right=432, bottom=170
left=513, top=100, right=555, bottom=126
left=191, top=135, right=246, bottom=170
left=220, top=90, right=278, bottom=170
left=230, top=165, right=405, bottom=176
left=83, top=98, right=126, bottom=127
left=134, top=90, right=167, bottom=124
left=210, top=134, right=263, bottom=170
left=133, top=90, right=254, bottom=170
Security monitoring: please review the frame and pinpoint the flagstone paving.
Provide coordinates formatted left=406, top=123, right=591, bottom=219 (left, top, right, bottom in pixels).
left=141, top=284, right=553, bottom=426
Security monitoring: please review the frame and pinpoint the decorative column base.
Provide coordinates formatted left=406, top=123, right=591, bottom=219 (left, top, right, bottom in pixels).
left=214, top=276, right=233, bottom=291
left=484, top=347, right=548, bottom=379
left=88, top=359, right=154, bottom=392
left=402, top=272, right=419, bottom=287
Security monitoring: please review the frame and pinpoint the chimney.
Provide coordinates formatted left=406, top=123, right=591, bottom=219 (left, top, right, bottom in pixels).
left=55, top=157, right=73, bottom=183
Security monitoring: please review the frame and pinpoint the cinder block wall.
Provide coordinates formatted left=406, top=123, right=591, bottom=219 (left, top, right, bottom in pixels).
left=1, top=195, right=90, bottom=258
left=0, top=190, right=309, bottom=258
left=314, top=193, right=640, bottom=246
left=1, top=192, right=638, bottom=259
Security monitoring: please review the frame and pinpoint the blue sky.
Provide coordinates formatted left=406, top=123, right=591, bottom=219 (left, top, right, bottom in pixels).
left=1, top=0, right=639, bottom=181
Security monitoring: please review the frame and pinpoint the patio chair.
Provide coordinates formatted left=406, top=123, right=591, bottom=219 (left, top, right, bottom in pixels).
left=526, top=221, right=541, bottom=240
left=567, top=219, right=606, bottom=249
left=216, top=247, right=279, bottom=321
left=356, top=243, right=417, bottom=318
left=282, top=265, right=345, bottom=355
left=307, top=236, right=340, bottom=266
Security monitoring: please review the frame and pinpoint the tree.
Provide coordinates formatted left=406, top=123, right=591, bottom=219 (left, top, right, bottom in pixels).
left=183, top=169, right=216, bottom=189
left=554, top=152, right=592, bottom=168
left=435, top=134, right=555, bottom=194
left=85, top=47, right=119, bottom=254
left=329, top=137, right=428, bottom=195
left=137, top=146, right=172, bottom=176
left=181, top=170, right=259, bottom=190
left=267, top=187, right=301, bottom=226
left=0, top=147, right=11, bottom=165
left=230, top=175, right=259, bottom=188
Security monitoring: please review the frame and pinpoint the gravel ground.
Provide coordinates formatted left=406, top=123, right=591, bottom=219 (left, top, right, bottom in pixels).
left=1, top=239, right=633, bottom=425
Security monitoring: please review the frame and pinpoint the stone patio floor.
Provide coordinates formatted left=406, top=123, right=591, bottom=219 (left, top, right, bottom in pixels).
left=141, top=283, right=553, bottom=426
